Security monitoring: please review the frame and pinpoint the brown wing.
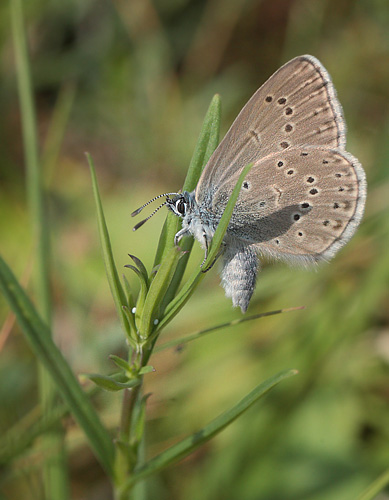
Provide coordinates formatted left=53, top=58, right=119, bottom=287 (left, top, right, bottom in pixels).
left=211, top=146, right=366, bottom=264
left=196, top=55, right=346, bottom=206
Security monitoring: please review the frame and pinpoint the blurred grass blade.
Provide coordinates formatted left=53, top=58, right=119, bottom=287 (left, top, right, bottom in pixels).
left=0, top=403, right=68, bottom=466
left=43, top=83, right=76, bottom=185
left=11, top=0, right=50, bottom=320
left=202, top=162, right=253, bottom=270
left=87, top=153, right=133, bottom=341
left=11, top=0, right=65, bottom=496
left=0, top=255, right=115, bottom=478
left=120, top=369, right=298, bottom=492
left=153, top=94, right=221, bottom=269
left=155, top=306, right=305, bottom=352
left=1, top=383, right=102, bottom=466
left=358, top=468, right=389, bottom=500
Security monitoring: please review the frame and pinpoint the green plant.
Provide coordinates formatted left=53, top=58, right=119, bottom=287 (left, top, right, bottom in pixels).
left=3, top=2, right=388, bottom=499
left=0, top=80, right=298, bottom=497
left=85, top=94, right=301, bottom=496
left=1, top=4, right=298, bottom=494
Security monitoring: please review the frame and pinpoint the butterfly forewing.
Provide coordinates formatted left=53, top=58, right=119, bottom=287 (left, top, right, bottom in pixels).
left=196, top=55, right=346, bottom=207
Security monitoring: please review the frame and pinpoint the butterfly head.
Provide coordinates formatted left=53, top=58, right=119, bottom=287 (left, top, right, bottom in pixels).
left=131, top=191, right=196, bottom=231
left=166, top=192, right=193, bottom=218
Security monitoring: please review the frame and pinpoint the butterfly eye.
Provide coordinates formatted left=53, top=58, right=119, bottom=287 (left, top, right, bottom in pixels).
left=176, top=199, right=186, bottom=215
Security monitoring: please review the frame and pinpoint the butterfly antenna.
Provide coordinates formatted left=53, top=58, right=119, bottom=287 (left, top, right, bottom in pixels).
left=131, top=193, right=177, bottom=217
left=132, top=200, right=170, bottom=231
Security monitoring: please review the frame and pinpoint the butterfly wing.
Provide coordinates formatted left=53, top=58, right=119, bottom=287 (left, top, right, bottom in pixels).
left=196, top=55, right=346, bottom=206
left=212, top=146, right=366, bottom=264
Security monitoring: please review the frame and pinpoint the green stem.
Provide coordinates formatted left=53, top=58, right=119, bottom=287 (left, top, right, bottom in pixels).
left=11, top=0, right=67, bottom=497
left=115, top=350, right=144, bottom=498
left=120, top=389, right=134, bottom=444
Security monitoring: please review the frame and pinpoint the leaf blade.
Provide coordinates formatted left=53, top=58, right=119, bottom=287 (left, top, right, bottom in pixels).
left=358, top=468, right=389, bottom=500
left=202, top=162, right=254, bottom=271
left=155, top=307, right=305, bottom=352
left=120, top=369, right=297, bottom=491
left=84, top=374, right=141, bottom=392
left=0, top=255, right=115, bottom=478
left=87, top=153, right=132, bottom=341
left=139, top=246, right=182, bottom=338
left=153, top=94, right=221, bottom=270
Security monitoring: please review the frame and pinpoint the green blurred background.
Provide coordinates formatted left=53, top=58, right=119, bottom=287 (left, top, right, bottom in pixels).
left=1, top=0, right=389, bottom=499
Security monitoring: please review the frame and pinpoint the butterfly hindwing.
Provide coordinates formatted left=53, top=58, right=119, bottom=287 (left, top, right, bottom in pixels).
left=210, top=146, right=366, bottom=264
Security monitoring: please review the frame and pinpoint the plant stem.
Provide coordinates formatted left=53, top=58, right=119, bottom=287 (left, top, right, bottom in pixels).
left=120, top=382, right=142, bottom=448
left=115, top=349, right=144, bottom=498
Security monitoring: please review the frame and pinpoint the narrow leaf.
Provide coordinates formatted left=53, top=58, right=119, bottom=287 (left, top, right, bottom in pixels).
left=124, top=264, right=148, bottom=328
left=121, top=275, right=136, bottom=334
left=139, top=246, right=182, bottom=339
left=122, top=274, right=135, bottom=311
left=203, top=162, right=253, bottom=271
left=182, top=94, right=221, bottom=193
left=155, top=306, right=305, bottom=352
left=120, top=369, right=298, bottom=492
left=87, top=153, right=133, bottom=341
left=159, top=94, right=222, bottom=306
left=0, top=255, right=115, bottom=477
left=153, top=94, right=221, bottom=269
left=84, top=374, right=141, bottom=392
left=139, top=366, right=155, bottom=375
left=109, top=355, right=131, bottom=372
left=128, top=254, right=149, bottom=286
left=122, top=307, right=137, bottom=348
left=155, top=266, right=203, bottom=333
left=152, top=214, right=177, bottom=271
left=122, top=274, right=136, bottom=332
left=156, top=162, right=254, bottom=332
left=358, top=468, right=389, bottom=500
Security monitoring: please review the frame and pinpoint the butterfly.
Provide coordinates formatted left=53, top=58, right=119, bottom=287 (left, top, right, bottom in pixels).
left=133, top=55, right=366, bottom=312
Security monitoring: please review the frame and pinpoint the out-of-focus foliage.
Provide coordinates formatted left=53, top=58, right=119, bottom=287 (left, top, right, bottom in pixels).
left=1, top=0, right=388, bottom=499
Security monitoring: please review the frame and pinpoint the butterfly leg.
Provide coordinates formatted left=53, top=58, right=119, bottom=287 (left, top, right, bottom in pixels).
left=201, top=241, right=225, bottom=273
left=174, top=227, right=191, bottom=246
left=199, top=230, right=210, bottom=268
left=200, top=231, right=221, bottom=272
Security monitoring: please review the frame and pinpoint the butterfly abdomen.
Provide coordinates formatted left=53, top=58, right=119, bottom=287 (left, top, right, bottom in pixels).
left=220, top=241, right=259, bottom=313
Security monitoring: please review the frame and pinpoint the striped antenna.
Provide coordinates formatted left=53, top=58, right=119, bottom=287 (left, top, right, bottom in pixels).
left=131, top=193, right=177, bottom=217
left=132, top=193, right=178, bottom=231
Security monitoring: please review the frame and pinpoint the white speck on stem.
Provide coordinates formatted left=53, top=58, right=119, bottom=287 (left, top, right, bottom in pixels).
left=131, top=307, right=136, bottom=314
